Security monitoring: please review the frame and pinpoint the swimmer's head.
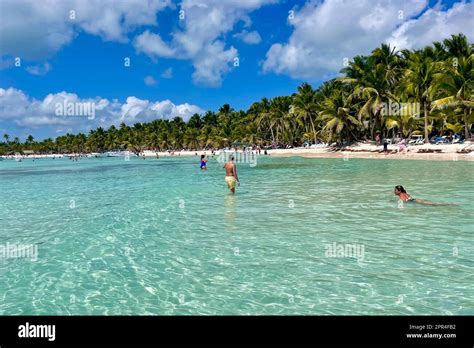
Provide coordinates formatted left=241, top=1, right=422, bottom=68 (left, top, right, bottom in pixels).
left=230, top=156, right=234, bottom=161
left=394, top=185, right=406, bottom=195
left=201, top=155, right=205, bottom=159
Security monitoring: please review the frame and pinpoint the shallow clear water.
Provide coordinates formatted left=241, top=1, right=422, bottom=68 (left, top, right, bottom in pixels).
left=0, top=155, right=473, bottom=315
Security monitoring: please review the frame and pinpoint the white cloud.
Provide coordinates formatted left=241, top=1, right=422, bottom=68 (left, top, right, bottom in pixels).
left=26, top=62, right=52, bottom=76
left=0, top=0, right=171, bottom=60
left=262, top=0, right=473, bottom=80
left=191, top=41, right=238, bottom=86
left=134, top=31, right=176, bottom=58
left=120, top=97, right=203, bottom=123
left=134, top=0, right=275, bottom=86
left=72, top=0, right=171, bottom=42
left=0, top=87, right=204, bottom=136
left=0, top=87, right=32, bottom=120
left=144, top=75, right=158, bottom=86
left=1, top=0, right=273, bottom=86
left=161, top=67, right=173, bottom=79
left=387, top=1, right=474, bottom=50
left=233, top=30, right=262, bottom=44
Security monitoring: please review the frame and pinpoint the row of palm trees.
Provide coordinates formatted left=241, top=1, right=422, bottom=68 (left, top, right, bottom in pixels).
left=1, top=34, right=472, bottom=155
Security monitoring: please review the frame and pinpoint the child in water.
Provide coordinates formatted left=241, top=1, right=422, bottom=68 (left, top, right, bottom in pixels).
left=200, top=155, right=207, bottom=170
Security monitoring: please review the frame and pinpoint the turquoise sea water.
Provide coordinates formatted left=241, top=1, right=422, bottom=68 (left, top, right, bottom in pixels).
left=0, top=155, right=473, bottom=315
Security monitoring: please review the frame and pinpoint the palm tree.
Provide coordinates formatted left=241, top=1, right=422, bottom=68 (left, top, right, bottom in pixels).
left=188, top=114, right=202, bottom=129
left=371, top=43, right=403, bottom=85
left=432, top=52, right=473, bottom=139
left=25, top=135, right=35, bottom=152
left=292, top=83, right=318, bottom=144
left=267, top=97, right=293, bottom=145
left=318, top=90, right=361, bottom=142
left=216, top=104, right=234, bottom=147
left=255, top=98, right=277, bottom=145
left=341, top=44, right=401, bottom=139
left=443, top=33, right=471, bottom=58
left=401, top=49, right=441, bottom=142
left=384, top=104, right=421, bottom=138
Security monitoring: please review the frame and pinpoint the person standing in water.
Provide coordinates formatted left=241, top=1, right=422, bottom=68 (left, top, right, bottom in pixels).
left=394, top=185, right=457, bottom=206
left=224, top=156, right=240, bottom=194
left=200, top=154, right=207, bottom=170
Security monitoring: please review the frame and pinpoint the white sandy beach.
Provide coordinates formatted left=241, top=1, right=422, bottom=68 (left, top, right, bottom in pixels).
left=2, top=141, right=473, bottom=161
left=266, top=142, right=474, bottom=161
left=132, top=142, right=474, bottom=161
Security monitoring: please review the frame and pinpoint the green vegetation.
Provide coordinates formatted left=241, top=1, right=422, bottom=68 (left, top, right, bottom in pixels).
left=1, top=34, right=472, bottom=155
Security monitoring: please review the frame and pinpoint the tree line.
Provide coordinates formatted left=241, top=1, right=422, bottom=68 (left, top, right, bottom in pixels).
left=1, top=34, right=472, bottom=155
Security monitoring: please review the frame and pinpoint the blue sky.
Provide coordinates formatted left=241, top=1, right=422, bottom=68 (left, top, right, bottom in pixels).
left=0, top=0, right=472, bottom=140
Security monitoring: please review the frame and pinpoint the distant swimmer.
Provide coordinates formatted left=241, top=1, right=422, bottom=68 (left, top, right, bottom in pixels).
left=224, top=156, right=240, bottom=194
left=394, top=185, right=457, bottom=206
left=200, top=154, right=207, bottom=170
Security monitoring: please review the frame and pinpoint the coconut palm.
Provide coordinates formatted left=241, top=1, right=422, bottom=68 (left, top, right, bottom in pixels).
left=255, top=98, right=276, bottom=145
left=292, top=83, right=318, bottom=144
left=341, top=44, right=401, bottom=139
left=432, top=53, right=474, bottom=139
left=25, top=135, right=35, bottom=146
left=401, top=49, right=441, bottom=142
left=443, top=33, right=472, bottom=58
left=267, top=96, right=293, bottom=145
left=318, top=90, right=362, bottom=142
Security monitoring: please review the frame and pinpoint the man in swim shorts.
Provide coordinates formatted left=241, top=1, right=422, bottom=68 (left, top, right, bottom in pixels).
left=224, top=156, right=239, bottom=194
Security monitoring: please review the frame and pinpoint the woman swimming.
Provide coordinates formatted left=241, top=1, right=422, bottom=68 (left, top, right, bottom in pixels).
left=394, top=185, right=457, bottom=206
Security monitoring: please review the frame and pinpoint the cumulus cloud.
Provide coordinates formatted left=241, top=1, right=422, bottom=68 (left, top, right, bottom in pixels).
left=134, top=31, right=176, bottom=58
left=0, top=87, right=32, bottom=120
left=161, top=67, right=173, bottom=79
left=0, top=87, right=204, bottom=137
left=387, top=1, right=474, bottom=50
left=133, top=0, right=275, bottom=86
left=191, top=41, right=238, bottom=86
left=233, top=30, right=262, bottom=45
left=263, top=0, right=473, bottom=80
left=1, top=0, right=272, bottom=85
left=120, top=97, right=203, bottom=123
left=144, top=75, right=158, bottom=86
left=26, top=62, right=52, bottom=76
left=0, top=0, right=171, bottom=60
left=1, top=0, right=273, bottom=85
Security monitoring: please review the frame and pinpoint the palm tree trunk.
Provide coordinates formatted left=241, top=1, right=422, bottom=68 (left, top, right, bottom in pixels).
left=309, top=116, right=317, bottom=144
left=463, top=108, right=470, bottom=140
left=424, top=101, right=429, bottom=143
left=370, top=117, right=376, bottom=140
